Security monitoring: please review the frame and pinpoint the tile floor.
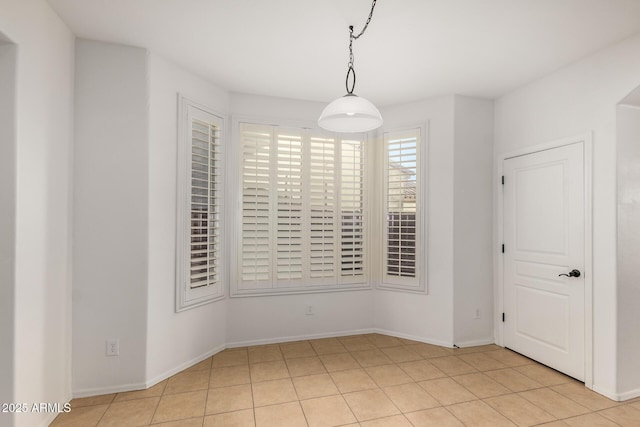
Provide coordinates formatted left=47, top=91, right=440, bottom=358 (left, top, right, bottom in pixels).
left=51, top=334, right=640, bottom=426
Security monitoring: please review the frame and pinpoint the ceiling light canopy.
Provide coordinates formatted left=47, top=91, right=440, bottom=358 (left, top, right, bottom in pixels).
left=318, top=0, right=382, bottom=133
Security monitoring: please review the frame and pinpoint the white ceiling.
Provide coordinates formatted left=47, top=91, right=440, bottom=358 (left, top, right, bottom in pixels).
left=48, top=0, right=640, bottom=107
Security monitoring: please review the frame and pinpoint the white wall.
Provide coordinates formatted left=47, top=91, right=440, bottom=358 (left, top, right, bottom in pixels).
left=0, top=1, right=74, bottom=426
left=226, top=292, right=375, bottom=345
left=374, top=96, right=456, bottom=346
left=0, top=39, right=17, bottom=427
left=616, top=102, right=640, bottom=397
left=73, top=41, right=236, bottom=396
left=372, top=95, right=495, bottom=347
left=453, top=95, right=494, bottom=346
left=73, top=40, right=149, bottom=395
left=146, top=53, right=229, bottom=382
left=495, top=32, right=640, bottom=399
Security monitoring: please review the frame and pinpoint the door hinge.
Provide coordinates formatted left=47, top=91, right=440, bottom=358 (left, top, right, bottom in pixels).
left=502, top=313, right=505, bottom=322
left=501, top=244, right=505, bottom=253
left=501, top=175, right=505, bottom=185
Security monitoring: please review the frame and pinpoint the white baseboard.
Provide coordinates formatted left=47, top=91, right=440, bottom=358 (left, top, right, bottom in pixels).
left=72, top=380, right=149, bottom=399
left=144, top=343, right=227, bottom=389
left=591, top=384, right=640, bottom=402
left=229, top=328, right=494, bottom=351
left=616, top=387, right=640, bottom=402
left=454, top=337, right=496, bottom=348
left=591, top=385, right=621, bottom=401
left=226, top=328, right=375, bottom=348
left=72, top=344, right=226, bottom=398
left=372, top=328, right=454, bottom=348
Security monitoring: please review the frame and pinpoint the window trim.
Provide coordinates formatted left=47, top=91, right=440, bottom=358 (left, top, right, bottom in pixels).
left=175, top=94, right=227, bottom=312
left=228, top=115, right=372, bottom=298
left=378, top=123, right=429, bottom=294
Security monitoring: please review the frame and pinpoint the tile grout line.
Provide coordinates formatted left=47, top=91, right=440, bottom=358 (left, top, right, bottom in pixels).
left=202, top=368, right=211, bottom=427
left=92, top=394, right=115, bottom=427
left=145, top=396, right=162, bottom=426
left=283, top=350, right=310, bottom=427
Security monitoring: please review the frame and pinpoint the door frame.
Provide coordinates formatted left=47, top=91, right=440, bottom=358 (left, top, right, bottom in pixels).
left=495, top=133, right=593, bottom=389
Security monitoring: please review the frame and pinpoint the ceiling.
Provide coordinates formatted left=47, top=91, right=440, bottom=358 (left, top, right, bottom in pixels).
left=48, top=0, right=640, bottom=107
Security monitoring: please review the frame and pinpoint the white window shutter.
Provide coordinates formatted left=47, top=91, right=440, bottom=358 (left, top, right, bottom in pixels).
left=275, top=130, right=304, bottom=283
left=240, top=124, right=272, bottom=288
left=234, top=122, right=368, bottom=295
left=189, top=117, right=220, bottom=289
left=340, top=139, right=366, bottom=282
left=382, top=128, right=424, bottom=290
left=309, top=137, right=337, bottom=281
left=176, top=96, right=225, bottom=311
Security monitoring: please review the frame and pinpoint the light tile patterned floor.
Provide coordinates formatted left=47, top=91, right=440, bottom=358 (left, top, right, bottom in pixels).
left=51, top=334, right=640, bottom=426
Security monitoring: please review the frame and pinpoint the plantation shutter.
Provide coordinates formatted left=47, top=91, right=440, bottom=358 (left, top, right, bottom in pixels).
left=176, top=97, right=225, bottom=311
left=309, top=137, right=337, bottom=281
left=340, top=139, right=365, bottom=281
left=275, top=130, right=304, bottom=283
left=240, top=124, right=272, bottom=286
left=384, top=129, right=420, bottom=287
left=236, top=123, right=367, bottom=295
left=189, top=118, right=221, bottom=289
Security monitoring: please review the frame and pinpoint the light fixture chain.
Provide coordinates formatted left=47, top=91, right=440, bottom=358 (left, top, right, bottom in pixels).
left=348, top=27, right=355, bottom=68
left=347, top=0, right=378, bottom=75
left=351, top=0, right=377, bottom=41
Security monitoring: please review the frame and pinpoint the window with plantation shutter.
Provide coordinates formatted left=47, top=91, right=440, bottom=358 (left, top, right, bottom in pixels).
left=176, top=96, right=225, bottom=311
left=234, top=122, right=368, bottom=296
left=382, top=127, right=426, bottom=291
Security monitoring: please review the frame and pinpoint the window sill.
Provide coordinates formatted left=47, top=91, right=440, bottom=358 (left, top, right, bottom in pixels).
left=376, top=283, right=428, bottom=295
left=230, top=283, right=372, bottom=298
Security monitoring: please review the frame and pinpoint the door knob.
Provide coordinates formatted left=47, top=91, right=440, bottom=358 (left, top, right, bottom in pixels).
left=558, top=269, right=581, bottom=278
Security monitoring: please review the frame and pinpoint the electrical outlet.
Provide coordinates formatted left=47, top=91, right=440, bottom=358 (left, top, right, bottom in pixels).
left=306, top=305, right=314, bottom=315
left=106, top=339, right=119, bottom=356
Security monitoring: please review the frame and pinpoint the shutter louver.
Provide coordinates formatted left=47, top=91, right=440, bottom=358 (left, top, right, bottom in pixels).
left=385, top=131, right=418, bottom=281
left=190, top=118, right=220, bottom=289
left=341, top=139, right=365, bottom=279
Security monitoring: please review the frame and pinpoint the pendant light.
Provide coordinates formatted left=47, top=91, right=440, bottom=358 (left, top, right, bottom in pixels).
left=318, top=0, right=383, bottom=133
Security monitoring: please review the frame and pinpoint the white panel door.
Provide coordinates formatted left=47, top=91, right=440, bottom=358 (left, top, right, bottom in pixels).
left=503, top=142, right=585, bottom=381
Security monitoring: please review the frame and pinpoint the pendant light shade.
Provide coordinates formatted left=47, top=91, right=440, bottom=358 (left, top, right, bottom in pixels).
left=318, top=94, right=383, bottom=133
